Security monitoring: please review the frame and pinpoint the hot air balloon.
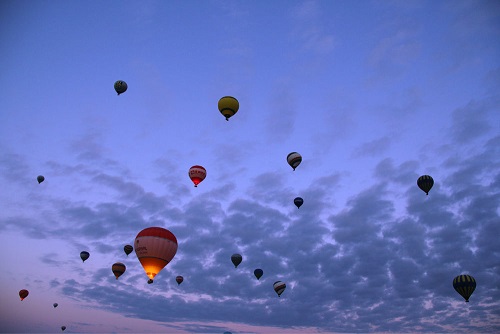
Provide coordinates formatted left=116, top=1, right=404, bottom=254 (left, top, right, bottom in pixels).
left=112, top=262, right=126, bottom=280
left=176, top=276, right=184, bottom=285
left=53, top=303, right=58, bottom=308
left=417, top=175, right=434, bottom=195
left=80, top=251, right=90, bottom=262
left=124, top=245, right=133, bottom=256
left=189, top=165, right=206, bottom=187
left=61, top=326, right=66, bottom=331
left=135, top=227, right=178, bottom=282
left=254, top=269, right=263, bottom=280
left=273, top=281, right=286, bottom=297
left=287, top=152, right=302, bottom=171
left=453, top=274, right=476, bottom=302
left=218, top=96, right=239, bottom=121
left=37, top=175, right=45, bottom=184
left=294, top=197, right=304, bottom=209
left=19, top=289, right=29, bottom=301
left=231, top=254, right=242, bottom=268
left=114, top=80, right=127, bottom=95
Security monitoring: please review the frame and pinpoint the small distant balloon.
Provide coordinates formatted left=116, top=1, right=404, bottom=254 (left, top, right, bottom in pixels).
left=61, top=326, right=66, bottom=331
left=254, top=269, right=263, bottom=280
left=37, top=175, right=45, bottom=184
left=218, top=96, right=239, bottom=121
left=53, top=303, right=58, bottom=308
left=114, top=80, right=127, bottom=95
left=112, top=262, right=126, bottom=280
left=80, top=251, right=90, bottom=262
left=124, top=245, right=133, bottom=256
left=176, top=276, right=184, bottom=285
left=189, top=165, right=206, bottom=187
left=453, top=274, right=476, bottom=302
left=19, top=289, right=29, bottom=301
left=231, top=254, right=242, bottom=268
left=287, top=152, right=302, bottom=171
left=273, top=281, right=286, bottom=297
left=417, top=175, right=434, bottom=195
left=294, top=197, right=304, bottom=209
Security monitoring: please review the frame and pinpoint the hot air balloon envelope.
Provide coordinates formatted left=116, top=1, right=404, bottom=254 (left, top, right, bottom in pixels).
left=273, top=281, right=286, bottom=297
left=417, top=175, right=434, bottom=195
left=124, top=244, right=133, bottom=256
left=135, top=227, right=178, bottom=280
left=287, top=152, right=302, bottom=170
left=294, top=197, right=304, bottom=208
left=218, top=96, right=239, bottom=121
left=453, top=274, right=476, bottom=302
left=80, top=251, right=90, bottom=262
left=189, top=165, right=206, bottom=187
left=37, top=175, right=45, bottom=184
left=19, top=289, right=29, bottom=301
left=61, top=326, right=66, bottom=331
left=231, top=254, right=242, bottom=268
left=112, top=262, right=126, bottom=280
left=53, top=303, right=58, bottom=308
left=176, top=275, right=184, bottom=285
left=114, top=80, right=127, bottom=95
left=254, top=269, right=263, bottom=280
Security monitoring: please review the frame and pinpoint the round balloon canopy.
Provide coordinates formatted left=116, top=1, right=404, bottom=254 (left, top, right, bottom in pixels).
left=218, top=96, right=239, bottom=121
left=53, top=303, right=58, bottom=308
left=112, top=262, right=126, bottom=280
left=37, top=175, right=45, bottom=184
left=124, top=244, right=133, bottom=256
left=287, top=152, right=302, bottom=170
left=453, top=274, right=476, bottom=302
left=176, top=276, right=184, bottom=285
left=80, top=251, right=90, bottom=262
left=254, top=269, right=263, bottom=280
left=19, top=289, right=29, bottom=301
left=417, top=175, right=434, bottom=195
left=231, top=254, right=242, bottom=268
left=61, top=326, right=66, bottom=331
left=273, top=281, right=286, bottom=297
left=114, top=80, right=127, bottom=95
left=294, top=197, right=304, bottom=209
left=135, top=227, right=178, bottom=280
left=189, top=165, right=206, bottom=187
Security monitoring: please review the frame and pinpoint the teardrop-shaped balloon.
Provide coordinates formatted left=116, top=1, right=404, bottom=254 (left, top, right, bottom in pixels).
left=294, top=197, right=303, bottom=209
left=61, top=326, right=66, bottom=331
left=112, top=262, right=126, bottom=280
left=189, top=165, right=206, bottom=187
left=80, top=251, right=90, bottom=262
left=254, top=269, right=263, bottom=280
left=273, top=281, right=286, bottom=297
left=218, top=96, right=239, bottom=121
left=176, top=275, right=184, bottom=285
left=135, top=227, right=178, bottom=281
left=19, top=289, right=29, bottom=301
left=53, top=303, right=58, bottom=308
left=287, top=152, right=302, bottom=171
left=37, top=175, right=45, bottom=184
left=114, top=80, right=127, bottom=95
left=231, top=254, right=242, bottom=268
left=417, top=175, right=434, bottom=195
left=124, top=244, right=133, bottom=256
left=453, top=274, right=476, bottom=302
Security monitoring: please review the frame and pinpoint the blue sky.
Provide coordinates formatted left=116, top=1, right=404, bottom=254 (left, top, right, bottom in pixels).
left=1, top=1, right=499, bottom=333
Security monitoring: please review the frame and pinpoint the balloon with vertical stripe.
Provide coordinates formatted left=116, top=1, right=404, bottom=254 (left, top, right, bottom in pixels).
left=112, top=262, right=126, bottom=280
left=417, top=175, right=434, bottom=195
left=453, top=274, right=476, bottom=302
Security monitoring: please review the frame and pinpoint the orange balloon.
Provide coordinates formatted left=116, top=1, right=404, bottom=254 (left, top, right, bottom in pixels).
left=112, top=262, right=126, bottom=280
left=189, top=165, right=206, bottom=187
left=135, top=227, right=178, bottom=281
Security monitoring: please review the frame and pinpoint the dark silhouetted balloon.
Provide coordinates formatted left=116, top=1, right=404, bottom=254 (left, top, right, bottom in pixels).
left=453, top=274, right=476, bottom=302
left=254, top=269, right=263, bottom=280
left=273, top=281, right=286, bottom=297
left=294, top=197, right=304, bottom=209
left=114, top=80, right=127, bottom=95
left=417, top=175, right=434, bottom=195
left=80, top=251, right=90, bottom=262
left=135, top=227, right=178, bottom=281
left=287, top=152, right=302, bottom=171
left=37, top=175, right=45, bottom=184
left=176, top=276, right=184, bottom=285
left=19, top=289, right=29, bottom=301
left=53, top=303, right=58, bottom=308
left=61, top=326, right=66, bottom=331
left=218, top=96, right=239, bottom=121
left=124, top=245, right=133, bottom=256
left=189, top=165, right=206, bottom=187
left=112, top=262, right=126, bottom=280
left=231, top=254, right=242, bottom=268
